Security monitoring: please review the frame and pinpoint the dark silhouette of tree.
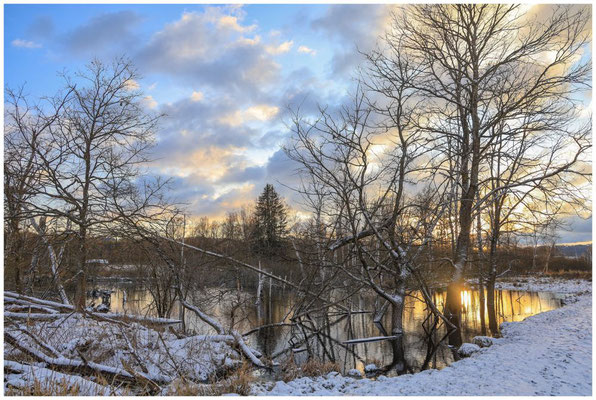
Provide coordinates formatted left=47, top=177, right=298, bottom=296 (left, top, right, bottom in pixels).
left=252, top=184, right=287, bottom=255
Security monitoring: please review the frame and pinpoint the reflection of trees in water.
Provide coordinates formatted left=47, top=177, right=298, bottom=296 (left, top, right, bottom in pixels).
left=84, top=284, right=561, bottom=373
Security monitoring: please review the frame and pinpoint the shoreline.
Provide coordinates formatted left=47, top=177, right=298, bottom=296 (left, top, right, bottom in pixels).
left=252, top=277, right=592, bottom=396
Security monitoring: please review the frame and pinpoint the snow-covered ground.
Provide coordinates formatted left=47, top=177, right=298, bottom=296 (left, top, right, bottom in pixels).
left=252, top=277, right=592, bottom=396
left=4, top=312, right=243, bottom=395
left=494, top=276, right=591, bottom=298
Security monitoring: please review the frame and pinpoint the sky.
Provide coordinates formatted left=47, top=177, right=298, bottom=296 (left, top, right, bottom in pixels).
left=3, top=4, right=592, bottom=243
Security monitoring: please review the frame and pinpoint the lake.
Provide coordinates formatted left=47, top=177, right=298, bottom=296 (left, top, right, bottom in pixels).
left=86, top=279, right=563, bottom=376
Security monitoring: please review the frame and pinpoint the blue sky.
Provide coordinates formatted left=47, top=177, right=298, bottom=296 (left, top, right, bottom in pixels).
left=4, top=4, right=592, bottom=243
left=5, top=4, right=381, bottom=212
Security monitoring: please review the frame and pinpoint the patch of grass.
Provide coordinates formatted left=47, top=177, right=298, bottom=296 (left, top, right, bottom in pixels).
left=165, top=379, right=205, bottom=396
left=167, top=362, right=257, bottom=396
left=5, top=377, right=82, bottom=396
left=214, top=362, right=255, bottom=395
left=301, top=358, right=340, bottom=377
left=281, top=356, right=340, bottom=382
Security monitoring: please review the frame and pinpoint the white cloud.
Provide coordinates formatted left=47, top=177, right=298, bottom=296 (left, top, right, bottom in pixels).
left=298, top=45, right=317, bottom=55
left=266, top=40, right=293, bottom=55
left=219, top=105, right=280, bottom=126
left=137, top=7, right=281, bottom=92
left=11, top=38, right=41, bottom=49
left=124, top=79, right=140, bottom=90
left=217, top=15, right=256, bottom=33
left=142, top=95, right=158, bottom=109
left=237, top=35, right=261, bottom=46
left=191, top=91, right=204, bottom=102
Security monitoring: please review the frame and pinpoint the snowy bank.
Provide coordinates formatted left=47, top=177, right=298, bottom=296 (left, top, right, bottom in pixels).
left=252, top=278, right=592, bottom=396
left=494, top=276, right=591, bottom=298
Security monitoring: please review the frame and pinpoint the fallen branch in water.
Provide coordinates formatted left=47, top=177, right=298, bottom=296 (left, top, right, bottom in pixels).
left=231, top=330, right=265, bottom=368
left=242, top=322, right=296, bottom=336
left=181, top=301, right=224, bottom=334
left=343, top=335, right=400, bottom=345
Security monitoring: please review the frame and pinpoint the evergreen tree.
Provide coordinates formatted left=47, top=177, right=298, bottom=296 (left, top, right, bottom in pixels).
left=252, top=184, right=287, bottom=254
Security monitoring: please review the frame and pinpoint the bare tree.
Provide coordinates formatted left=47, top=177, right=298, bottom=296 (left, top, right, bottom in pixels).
left=4, top=87, right=71, bottom=299
left=390, top=4, right=591, bottom=344
left=22, top=58, right=162, bottom=311
left=286, top=71, right=450, bottom=372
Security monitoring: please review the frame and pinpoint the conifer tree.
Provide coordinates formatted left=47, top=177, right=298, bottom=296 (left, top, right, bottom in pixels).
left=252, top=184, right=287, bottom=254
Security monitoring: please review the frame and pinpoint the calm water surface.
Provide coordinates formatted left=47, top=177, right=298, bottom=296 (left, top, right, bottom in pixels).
left=86, top=279, right=562, bottom=374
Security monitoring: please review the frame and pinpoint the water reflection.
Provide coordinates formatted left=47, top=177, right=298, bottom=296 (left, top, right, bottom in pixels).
left=86, top=282, right=562, bottom=374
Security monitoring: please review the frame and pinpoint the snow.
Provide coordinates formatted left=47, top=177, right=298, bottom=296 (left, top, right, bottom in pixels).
left=457, top=343, right=481, bottom=357
left=5, top=360, right=119, bottom=395
left=347, top=369, right=362, bottom=377
left=4, top=313, right=244, bottom=394
left=364, top=363, right=378, bottom=372
left=252, top=278, right=592, bottom=396
left=472, top=336, right=494, bottom=348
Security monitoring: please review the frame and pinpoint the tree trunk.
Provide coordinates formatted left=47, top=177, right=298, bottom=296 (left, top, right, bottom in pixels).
left=9, top=221, right=24, bottom=294
left=445, top=281, right=463, bottom=347
left=487, top=237, right=499, bottom=334
left=543, top=242, right=556, bottom=274
left=388, top=282, right=407, bottom=375
left=478, top=277, right=487, bottom=336
left=75, top=229, right=88, bottom=312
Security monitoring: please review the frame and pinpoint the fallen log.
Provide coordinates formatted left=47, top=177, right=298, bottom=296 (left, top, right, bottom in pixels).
left=13, top=327, right=62, bottom=358
left=4, top=311, right=180, bottom=326
left=5, top=360, right=118, bottom=396
left=4, top=291, right=181, bottom=325
left=5, top=304, right=60, bottom=314
left=5, top=331, right=172, bottom=385
left=181, top=301, right=224, bottom=334
left=4, top=312, right=72, bottom=321
left=231, top=330, right=265, bottom=368
left=5, top=292, right=73, bottom=312
left=181, top=300, right=265, bottom=368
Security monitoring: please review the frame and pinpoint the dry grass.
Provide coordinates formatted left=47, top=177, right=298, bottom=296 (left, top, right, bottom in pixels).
left=166, top=363, right=256, bottom=396
left=544, top=270, right=592, bottom=280
left=281, top=356, right=340, bottom=382
left=214, top=362, right=255, bottom=395
left=165, top=379, right=205, bottom=396
left=5, top=377, right=82, bottom=396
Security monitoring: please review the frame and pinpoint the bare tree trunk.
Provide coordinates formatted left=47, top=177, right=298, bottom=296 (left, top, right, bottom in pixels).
left=476, top=203, right=487, bottom=335
left=543, top=241, right=556, bottom=274
left=388, top=281, right=407, bottom=374
left=487, top=236, right=499, bottom=334
left=75, top=228, right=88, bottom=312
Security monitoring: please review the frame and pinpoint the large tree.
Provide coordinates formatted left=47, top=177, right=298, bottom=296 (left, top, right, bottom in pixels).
left=19, top=58, right=162, bottom=311
left=390, top=4, right=591, bottom=345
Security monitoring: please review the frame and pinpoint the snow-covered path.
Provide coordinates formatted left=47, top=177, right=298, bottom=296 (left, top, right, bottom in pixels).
left=253, top=279, right=592, bottom=396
